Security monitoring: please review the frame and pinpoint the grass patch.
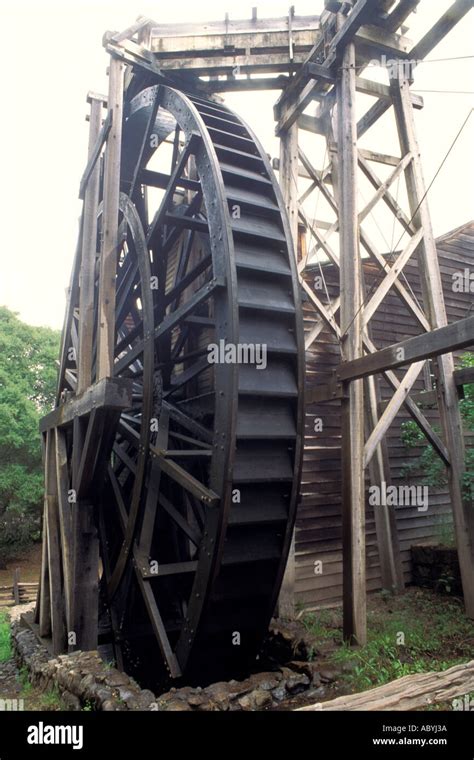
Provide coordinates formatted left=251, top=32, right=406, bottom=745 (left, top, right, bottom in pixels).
left=18, top=665, right=33, bottom=695
left=301, top=588, right=474, bottom=693
left=0, top=611, right=12, bottom=661
left=40, top=687, right=63, bottom=710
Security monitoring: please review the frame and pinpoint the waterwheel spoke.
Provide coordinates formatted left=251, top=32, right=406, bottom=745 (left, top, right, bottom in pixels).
left=114, top=278, right=222, bottom=374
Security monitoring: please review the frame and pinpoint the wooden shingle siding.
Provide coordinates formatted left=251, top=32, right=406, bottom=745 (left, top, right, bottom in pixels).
left=298, top=221, right=474, bottom=609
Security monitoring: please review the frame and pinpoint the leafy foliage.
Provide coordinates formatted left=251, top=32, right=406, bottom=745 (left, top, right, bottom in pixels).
left=302, top=589, right=474, bottom=693
left=400, top=352, right=474, bottom=497
left=0, top=307, right=60, bottom=556
left=0, top=611, right=11, bottom=661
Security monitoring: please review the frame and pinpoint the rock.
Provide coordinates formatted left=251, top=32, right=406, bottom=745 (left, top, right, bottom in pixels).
left=116, top=687, right=137, bottom=703
left=237, top=695, right=253, bottom=710
left=205, top=682, right=231, bottom=710
left=285, top=673, right=310, bottom=695
left=104, top=672, right=130, bottom=687
left=124, top=697, right=141, bottom=710
left=95, top=688, right=113, bottom=707
left=305, top=685, right=326, bottom=700
left=102, top=700, right=119, bottom=711
left=188, top=693, right=207, bottom=707
left=163, top=699, right=193, bottom=711
left=134, top=690, right=156, bottom=709
left=319, top=668, right=337, bottom=683
left=271, top=685, right=287, bottom=702
left=253, top=689, right=273, bottom=709
left=61, top=691, right=81, bottom=711
left=287, top=660, right=312, bottom=677
left=258, top=677, right=280, bottom=691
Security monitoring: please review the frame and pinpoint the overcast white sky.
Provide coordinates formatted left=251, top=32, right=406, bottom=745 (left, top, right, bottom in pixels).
left=0, top=0, right=473, bottom=329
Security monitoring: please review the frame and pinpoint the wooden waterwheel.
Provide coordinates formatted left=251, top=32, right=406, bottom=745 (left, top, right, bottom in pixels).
left=37, top=78, right=304, bottom=688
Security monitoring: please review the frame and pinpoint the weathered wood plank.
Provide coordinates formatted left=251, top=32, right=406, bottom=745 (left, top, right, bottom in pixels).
left=278, top=119, right=300, bottom=617
left=392, top=71, right=474, bottom=618
left=410, top=0, right=473, bottom=62
left=364, top=360, right=424, bottom=467
left=337, top=41, right=366, bottom=646
left=72, top=502, right=99, bottom=652
left=97, top=56, right=125, bottom=380
left=337, top=316, right=474, bottom=381
left=78, top=96, right=103, bottom=392
left=44, top=432, right=66, bottom=654
left=299, top=659, right=474, bottom=710
left=40, top=377, right=133, bottom=433
left=54, top=429, right=73, bottom=637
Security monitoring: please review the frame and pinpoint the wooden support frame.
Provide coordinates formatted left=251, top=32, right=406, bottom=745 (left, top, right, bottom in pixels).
left=78, top=95, right=103, bottom=393
left=288, top=0, right=474, bottom=630
left=391, top=70, right=474, bottom=617
left=278, top=121, right=299, bottom=618
left=337, top=316, right=474, bottom=381
left=97, top=55, right=125, bottom=380
left=337, top=41, right=366, bottom=646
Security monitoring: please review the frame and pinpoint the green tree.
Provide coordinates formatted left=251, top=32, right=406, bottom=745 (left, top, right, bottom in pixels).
left=0, top=307, right=60, bottom=558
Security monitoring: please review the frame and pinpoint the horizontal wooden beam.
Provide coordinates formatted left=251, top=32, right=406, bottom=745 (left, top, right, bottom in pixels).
left=337, top=316, right=474, bottom=381
left=297, top=113, right=326, bottom=135
left=409, top=367, right=474, bottom=406
left=358, top=148, right=402, bottom=166
left=39, top=377, right=133, bottom=433
left=355, top=77, right=423, bottom=108
left=155, top=52, right=310, bottom=77
left=150, top=14, right=320, bottom=39
left=311, top=364, right=474, bottom=408
left=354, top=23, right=412, bottom=59
left=454, top=366, right=474, bottom=386
left=206, top=76, right=289, bottom=92
left=272, top=156, right=332, bottom=183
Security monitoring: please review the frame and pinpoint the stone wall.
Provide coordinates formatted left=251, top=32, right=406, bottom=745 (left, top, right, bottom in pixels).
left=12, top=617, right=332, bottom=711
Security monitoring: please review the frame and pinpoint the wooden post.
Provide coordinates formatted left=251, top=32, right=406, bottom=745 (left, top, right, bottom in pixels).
left=12, top=568, right=20, bottom=605
left=337, top=41, right=366, bottom=645
left=72, top=501, right=99, bottom=651
left=97, top=56, right=124, bottom=380
left=279, top=122, right=299, bottom=249
left=278, top=121, right=299, bottom=618
left=37, top=431, right=51, bottom=636
left=70, top=416, right=100, bottom=651
left=392, top=71, right=474, bottom=618
left=55, top=428, right=74, bottom=638
left=364, top=375, right=404, bottom=593
left=78, top=95, right=103, bottom=393
left=44, top=431, right=67, bottom=653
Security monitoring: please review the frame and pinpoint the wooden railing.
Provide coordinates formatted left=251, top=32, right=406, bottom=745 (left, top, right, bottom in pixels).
left=0, top=568, right=38, bottom=608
